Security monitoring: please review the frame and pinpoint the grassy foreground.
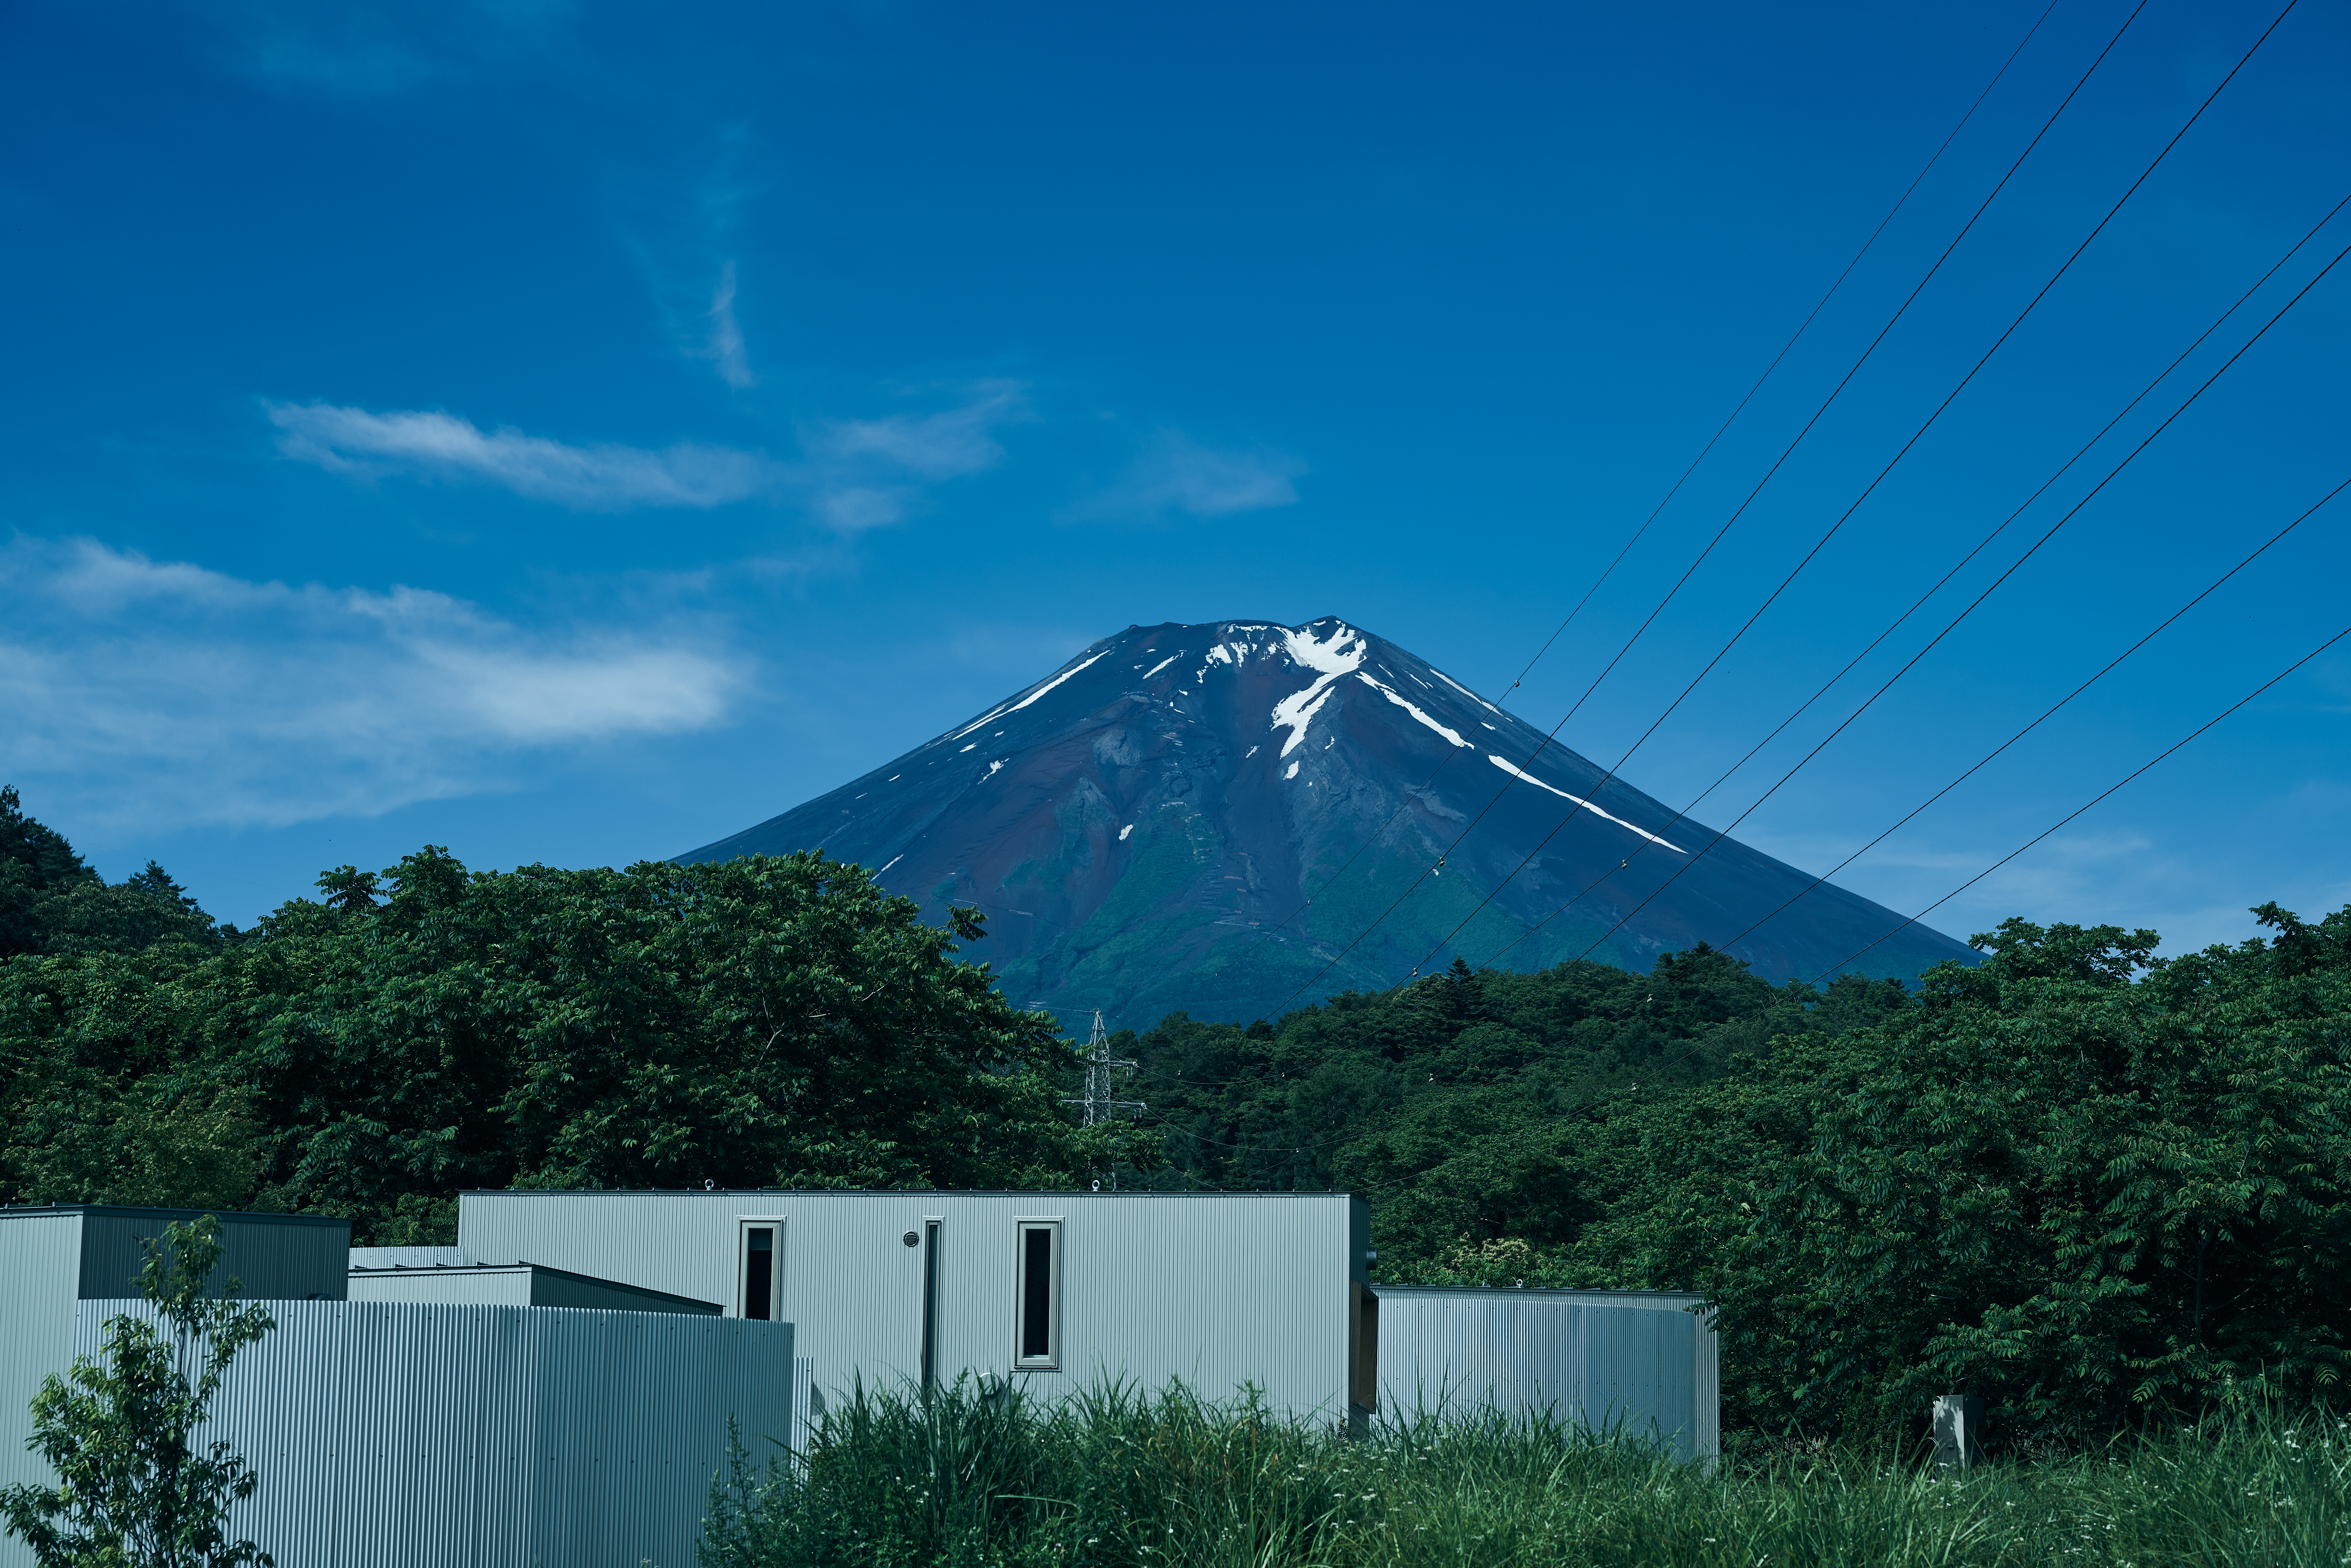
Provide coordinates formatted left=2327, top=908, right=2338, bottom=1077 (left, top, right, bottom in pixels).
left=698, top=1381, right=2351, bottom=1568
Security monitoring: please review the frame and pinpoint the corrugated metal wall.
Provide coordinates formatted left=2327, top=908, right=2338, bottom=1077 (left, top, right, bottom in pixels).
left=347, top=1267, right=539, bottom=1307
left=461, top=1190, right=1364, bottom=1420
left=75, top=1207, right=348, bottom=1302
left=68, top=1300, right=794, bottom=1568
left=1372, top=1287, right=1719, bottom=1462
left=5, top=1210, right=358, bottom=1568
left=0, top=1212, right=83, bottom=1558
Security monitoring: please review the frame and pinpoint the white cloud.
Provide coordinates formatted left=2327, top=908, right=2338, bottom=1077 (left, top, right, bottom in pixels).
left=813, top=487, right=910, bottom=533
left=698, top=260, right=756, bottom=390
left=266, top=383, right=1030, bottom=529
left=267, top=401, right=776, bottom=510
left=813, top=380, right=1027, bottom=480
left=0, top=538, right=741, bottom=829
left=1066, top=429, right=1306, bottom=522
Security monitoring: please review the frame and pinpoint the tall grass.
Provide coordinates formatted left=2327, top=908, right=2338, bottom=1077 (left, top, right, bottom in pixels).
left=700, top=1380, right=2351, bottom=1568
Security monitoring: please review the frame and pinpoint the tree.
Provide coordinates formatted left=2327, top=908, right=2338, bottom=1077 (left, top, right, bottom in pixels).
left=0, top=1215, right=276, bottom=1568
left=3, top=843, right=1142, bottom=1237
left=1564, top=917, right=2351, bottom=1445
left=1, top=788, right=218, bottom=960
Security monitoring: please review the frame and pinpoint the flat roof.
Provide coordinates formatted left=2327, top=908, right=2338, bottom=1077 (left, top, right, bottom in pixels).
left=461, top=1188, right=1360, bottom=1199
left=347, top=1259, right=719, bottom=1311
left=0, top=1204, right=351, bottom=1229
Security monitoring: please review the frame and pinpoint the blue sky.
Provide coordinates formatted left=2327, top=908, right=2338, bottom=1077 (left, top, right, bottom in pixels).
left=4, top=0, right=2346, bottom=965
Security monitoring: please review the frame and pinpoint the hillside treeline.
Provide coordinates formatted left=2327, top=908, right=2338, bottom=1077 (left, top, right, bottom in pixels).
left=1127, top=920, right=2351, bottom=1444
left=0, top=788, right=1142, bottom=1243
left=4, top=786, right=2343, bottom=1446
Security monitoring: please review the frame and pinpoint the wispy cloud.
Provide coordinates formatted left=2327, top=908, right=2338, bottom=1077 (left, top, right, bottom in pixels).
left=267, top=401, right=776, bottom=509
left=209, top=0, right=576, bottom=97
left=814, top=381, right=1026, bottom=480
left=698, top=260, right=756, bottom=390
left=1066, top=430, right=1306, bottom=523
left=267, top=383, right=1030, bottom=529
left=0, top=537, right=741, bottom=828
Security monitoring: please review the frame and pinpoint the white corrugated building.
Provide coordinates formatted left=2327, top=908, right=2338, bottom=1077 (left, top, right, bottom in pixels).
left=4, top=1192, right=1722, bottom=1568
left=456, top=1188, right=1381, bottom=1426
left=0, top=1204, right=792, bottom=1568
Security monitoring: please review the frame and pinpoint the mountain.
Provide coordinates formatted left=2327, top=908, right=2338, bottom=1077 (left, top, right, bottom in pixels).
left=681, top=618, right=1975, bottom=1027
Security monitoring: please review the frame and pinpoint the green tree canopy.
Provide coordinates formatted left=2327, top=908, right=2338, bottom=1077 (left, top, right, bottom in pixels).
left=0, top=795, right=1144, bottom=1240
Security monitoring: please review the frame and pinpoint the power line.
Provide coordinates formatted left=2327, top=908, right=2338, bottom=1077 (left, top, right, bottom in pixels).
left=1492, top=0, right=2065, bottom=703
left=1810, top=616, right=2351, bottom=983
left=1499, top=221, right=2351, bottom=967
left=1712, top=475, right=2351, bottom=961
left=1296, top=0, right=2275, bottom=1008
left=1187, top=0, right=2066, bottom=997
left=1394, top=0, right=2297, bottom=982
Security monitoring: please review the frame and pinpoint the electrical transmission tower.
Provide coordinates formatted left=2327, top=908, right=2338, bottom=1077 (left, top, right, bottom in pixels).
left=1063, top=1009, right=1144, bottom=1127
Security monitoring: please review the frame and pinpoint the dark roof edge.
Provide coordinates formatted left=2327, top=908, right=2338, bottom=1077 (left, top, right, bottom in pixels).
left=0, top=1204, right=351, bottom=1230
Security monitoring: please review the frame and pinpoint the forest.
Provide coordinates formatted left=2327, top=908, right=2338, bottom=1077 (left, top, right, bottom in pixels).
left=4, top=785, right=2344, bottom=1447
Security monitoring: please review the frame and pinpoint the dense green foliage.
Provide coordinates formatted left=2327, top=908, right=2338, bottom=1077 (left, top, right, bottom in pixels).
left=0, top=787, right=220, bottom=961
left=7, top=788, right=2344, bottom=1450
left=0, top=1216, right=275, bottom=1568
left=702, top=1377, right=2351, bottom=1567
left=0, top=794, right=1143, bottom=1241
left=1130, top=922, right=2351, bottom=1446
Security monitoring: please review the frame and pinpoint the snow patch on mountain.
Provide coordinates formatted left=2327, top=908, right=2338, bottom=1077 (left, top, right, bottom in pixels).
left=951, top=648, right=1112, bottom=739
left=1432, top=668, right=1502, bottom=714
left=1269, top=622, right=1365, bottom=756
left=1357, top=673, right=1470, bottom=749
left=1487, top=755, right=1684, bottom=852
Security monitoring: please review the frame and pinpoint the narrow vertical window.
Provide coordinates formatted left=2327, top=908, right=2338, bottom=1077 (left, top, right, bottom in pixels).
left=1349, top=1282, right=1379, bottom=1411
left=742, top=1225, right=777, bottom=1321
left=1014, top=1221, right=1059, bottom=1368
left=920, top=1220, right=941, bottom=1394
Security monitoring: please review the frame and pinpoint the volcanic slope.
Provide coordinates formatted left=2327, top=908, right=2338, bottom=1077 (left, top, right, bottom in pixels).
left=681, top=619, right=1974, bottom=1027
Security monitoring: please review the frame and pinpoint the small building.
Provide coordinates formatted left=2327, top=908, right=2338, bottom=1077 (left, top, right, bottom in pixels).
left=348, top=1259, right=721, bottom=1315
left=71, top=1298, right=790, bottom=1568
left=1, top=1205, right=352, bottom=1568
left=0, top=1204, right=791, bottom=1568
left=1372, top=1285, right=1720, bottom=1463
left=456, top=1188, right=1377, bottom=1425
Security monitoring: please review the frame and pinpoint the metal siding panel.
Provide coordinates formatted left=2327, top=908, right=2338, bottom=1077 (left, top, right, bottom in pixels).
left=0, top=1213, right=84, bottom=1568
left=1371, top=1288, right=1718, bottom=1462
left=347, top=1268, right=536, bottom=1307
left=69, top=1300, right=792, bottom=1568
left=528, top=1268, right=722, bottom=1316
left=73, top=1210, right=349, bottom=1302
left=460, top=1191, right=1357, bottom=1420
left=791, top=1355, right=817, bottom=1458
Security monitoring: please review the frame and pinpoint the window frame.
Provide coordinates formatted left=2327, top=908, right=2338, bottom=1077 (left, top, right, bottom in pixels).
left=735, top=1216, right=786, bottom=1321
left=1011, top=1217, right=1063, bottom=1371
